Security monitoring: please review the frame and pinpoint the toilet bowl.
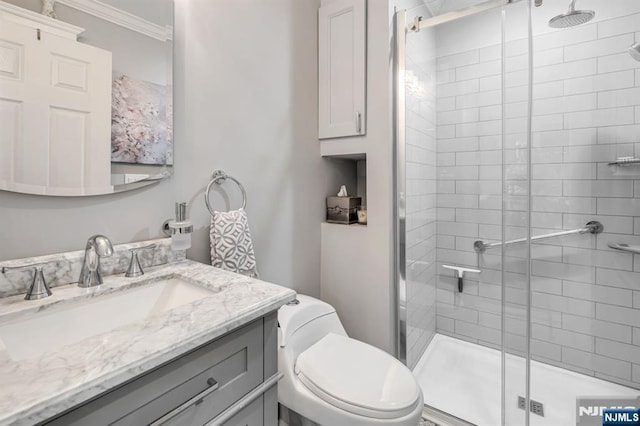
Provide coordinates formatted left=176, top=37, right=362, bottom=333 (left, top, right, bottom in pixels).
left=277, top=294, right=423, bottom=426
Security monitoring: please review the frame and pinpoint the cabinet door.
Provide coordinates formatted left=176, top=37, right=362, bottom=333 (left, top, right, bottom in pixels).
left=318, top=0, right=366, bottom=139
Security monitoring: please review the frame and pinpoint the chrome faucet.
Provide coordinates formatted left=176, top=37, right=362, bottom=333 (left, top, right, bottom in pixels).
left=78, top=235, right=114, bottom=288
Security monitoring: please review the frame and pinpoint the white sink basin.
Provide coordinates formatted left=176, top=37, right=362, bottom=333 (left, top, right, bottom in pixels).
left=0, top=277, right=215, bottom=361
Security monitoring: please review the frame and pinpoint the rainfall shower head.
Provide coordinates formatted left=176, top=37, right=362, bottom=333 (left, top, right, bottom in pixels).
left=548, top=0, right=594, bottom=28
left=629, top=42, right=640, bottom=62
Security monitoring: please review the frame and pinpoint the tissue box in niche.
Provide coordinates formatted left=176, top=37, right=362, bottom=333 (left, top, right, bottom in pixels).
left=326, top=196, right=361, bottom=224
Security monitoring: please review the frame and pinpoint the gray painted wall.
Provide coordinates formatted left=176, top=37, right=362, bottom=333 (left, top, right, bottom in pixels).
left=0, top=0, right=327, bottom=298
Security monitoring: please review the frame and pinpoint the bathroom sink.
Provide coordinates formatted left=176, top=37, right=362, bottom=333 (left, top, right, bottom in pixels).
left=0, top=277, right=215, bottom=361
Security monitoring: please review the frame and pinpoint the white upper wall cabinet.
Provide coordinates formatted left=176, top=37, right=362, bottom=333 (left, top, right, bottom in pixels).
left=0, top=8, right=112, bottom=196
left=318, top=0, right=366, bottom=139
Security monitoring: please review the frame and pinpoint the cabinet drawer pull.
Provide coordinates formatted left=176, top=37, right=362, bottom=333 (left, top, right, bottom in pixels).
left=207, top=372, right=283, bottom=426
left=150, top=378, right=219, bottom=425
left=356, top=111, right=362, bottom=133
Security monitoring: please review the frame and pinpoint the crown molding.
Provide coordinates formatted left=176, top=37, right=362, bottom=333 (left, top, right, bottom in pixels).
left=57, top=0, right=173, bottom=41
left=0, top=0, right=85, bottom=40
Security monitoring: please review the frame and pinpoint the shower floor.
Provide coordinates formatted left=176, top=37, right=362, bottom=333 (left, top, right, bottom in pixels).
left=413, top=334, right=638, bottom=426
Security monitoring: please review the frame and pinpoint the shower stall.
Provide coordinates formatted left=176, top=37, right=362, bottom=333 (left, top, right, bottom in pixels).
left=393, top=0, right=640, bottom=424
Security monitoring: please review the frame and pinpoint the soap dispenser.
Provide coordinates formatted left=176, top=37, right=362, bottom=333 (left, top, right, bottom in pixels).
left=169, top=202, right=193, bottom=250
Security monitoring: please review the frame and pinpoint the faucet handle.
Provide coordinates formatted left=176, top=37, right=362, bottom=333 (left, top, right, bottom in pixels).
left=125, top=244, right=156, bottom=278
left=2, top=263, right=52, bottom=300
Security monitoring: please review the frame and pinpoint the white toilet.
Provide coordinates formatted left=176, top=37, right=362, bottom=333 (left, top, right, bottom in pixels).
left=277, top=294, right=423, bottom=426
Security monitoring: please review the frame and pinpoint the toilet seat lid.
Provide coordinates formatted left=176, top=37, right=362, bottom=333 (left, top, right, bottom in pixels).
left=294, top=333, right=422, bottom=419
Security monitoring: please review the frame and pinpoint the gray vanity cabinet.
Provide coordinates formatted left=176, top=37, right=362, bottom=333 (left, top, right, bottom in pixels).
left=42, top=313, right=278, bottom=426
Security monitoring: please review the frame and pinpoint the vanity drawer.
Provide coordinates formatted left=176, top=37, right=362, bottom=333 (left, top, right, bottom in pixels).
left=44, top=317, right=264, bottom=426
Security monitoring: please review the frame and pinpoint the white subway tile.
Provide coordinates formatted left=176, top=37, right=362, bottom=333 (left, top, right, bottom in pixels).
left=479, top=135, right=502, bottom=151
left=505, top=69, right=528, bottom=88
left=598, top=53, right=640, bottom=74
left=436, top=69, right=456, bottom=85
left=533, top=128, right=597, bottom=148
left=457, top=90, right=502, bottom=108
left=534, top=47, right=564, bottom=67
left=456, top=208, right=501, bottom=225
left=439, top=79, right=480, bottom=98
left=453, top=151, right=479, bottom=166
left=563, top=279, right=633, bottom=306
left=535, top=59, right=597, bottom=83
left=479, top=105, right=502, bottom=121
left=505, top=102, right=528, bottom=119
left=532, top=260, right=596, bottom=284
left=565, top=70, right=635, bottom=95
left=598, top=13, right=640, bottom=39
left=437, top=137, right=478, bottom=153
left=437, top=194, right=479, bottom=209
left=566, top=107, right=635, bottom=129
left=564, top=180, right=634, bottom=197
left=456, top=321, right=501, bottom=345
left=531, top=339, right=562, bottom=361
left=532, top=114, right=565, bottom=132
left=534, top=24, right=597, bottom=52
left=456, top=60, right=501, bottom=81
left=597, top=198, right=640, bottom=216
left=437, top=96, right=456, bottom=112
left=563, top=313, right=632, bottom=344
left=564, top=214, right=633, bottom=235
left=438, top=165, right=480, bottom=181
left=531, top=212, right=563, bottom=229
left=562, top=347, right=631, bottom=380
left=533, top=163, right=596, bottom=180
left=437, top=152, right=455, bottom=166
left=436, top=316, right=455, bottom=333
left=533, top=196, right=596, bottom=214
left=532, top=292, right=595, bottom=317
left=565, top=144, right=633, bottom=164
left=506, top=38, right=528, bottom=58
left=598, top=125, right=640, bottom=144
left=531, top=147, right=563, bottom=164
left=531, top=276, right=562, bottom=295
left=437, top=125, right=456, bottom=139
left=437, top=50, right=479, bottom=72
left=596, top=339, right=640, bottom=364
left=437, top=108, right=480, bottom=125
left=565, top=34, right=634, bottom=63
left=506, top=54, right=528, bottom=73
left=436, top=180, right=455, bottom=194
left=533, top=93, right=597, bottom=115
left=456, top=120, right=502, bottom=137
left=533, top=81, right=564, bottom=100
left=596, top=268, right=640, bottom=291
left=480, top=75, right=501, bottom=92
left=480, top=44, right=501, bottom=62
left=532, top=324, right=594, bottom=352
left=437, top=235, right=455, bottom=250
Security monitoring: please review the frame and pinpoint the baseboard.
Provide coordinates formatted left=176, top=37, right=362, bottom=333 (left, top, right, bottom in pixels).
left=422, top=404, right=477, bottom=426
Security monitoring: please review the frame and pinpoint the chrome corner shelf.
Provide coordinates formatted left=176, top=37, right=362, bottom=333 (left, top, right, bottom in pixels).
left=608, top=157, right=640, bottom=166
left=608, top=243, right=640, bottom=255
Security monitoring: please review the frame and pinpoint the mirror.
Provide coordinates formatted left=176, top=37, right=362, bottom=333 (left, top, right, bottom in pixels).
left=0, top=0, right=173, bottom=196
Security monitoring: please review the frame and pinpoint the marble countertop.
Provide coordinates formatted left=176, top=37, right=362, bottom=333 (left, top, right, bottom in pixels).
left=0, top=260, right=296, bottom=425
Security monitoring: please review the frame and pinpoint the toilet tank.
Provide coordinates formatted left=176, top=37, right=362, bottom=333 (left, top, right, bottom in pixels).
left=278, top=294, right=347, bottom=357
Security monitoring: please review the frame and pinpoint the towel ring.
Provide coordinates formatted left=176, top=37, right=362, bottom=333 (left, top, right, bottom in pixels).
left=205, top=170, right=247, bottom=216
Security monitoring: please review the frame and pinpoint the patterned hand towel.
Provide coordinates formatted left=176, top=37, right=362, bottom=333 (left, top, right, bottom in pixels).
left=210, top=208, right=259, bottom=278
